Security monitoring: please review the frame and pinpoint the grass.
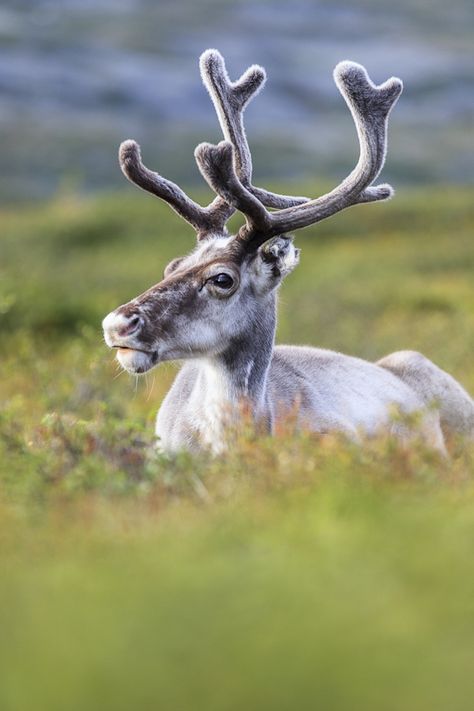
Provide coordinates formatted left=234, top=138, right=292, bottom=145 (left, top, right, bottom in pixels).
left=1, top=186, right=474, bottom=710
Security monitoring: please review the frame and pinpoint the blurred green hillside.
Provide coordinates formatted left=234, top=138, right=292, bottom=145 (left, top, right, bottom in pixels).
left=1, top=187, right=474, bottom=710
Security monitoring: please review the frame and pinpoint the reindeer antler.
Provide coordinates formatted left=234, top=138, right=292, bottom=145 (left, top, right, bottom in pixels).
left=120, top=53, right=402, bottom=247
left=118, top=50, right=266, bottom=241
left=119, top=50, right=309, bottom=241
left=199, top=49, right=308, bottom=209
left=195, top=60, right=403, bottom=244
left=119, top=140, right=232, bottom=240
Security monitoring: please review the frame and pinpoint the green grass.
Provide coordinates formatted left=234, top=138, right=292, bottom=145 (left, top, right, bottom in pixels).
left=1, top=187, right=474, bottom=710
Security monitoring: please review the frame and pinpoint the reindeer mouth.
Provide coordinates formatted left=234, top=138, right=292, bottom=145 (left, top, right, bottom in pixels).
left=112, top=345, right=152, bottom=356
left=112, top=344, right=159, bottom=374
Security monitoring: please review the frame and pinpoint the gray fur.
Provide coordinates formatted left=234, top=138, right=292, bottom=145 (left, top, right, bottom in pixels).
left=378, top=351, right=474, bottom=439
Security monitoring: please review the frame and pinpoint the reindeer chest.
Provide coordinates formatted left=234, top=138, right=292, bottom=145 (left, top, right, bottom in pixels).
left=155, top=363, right=237, bottom=454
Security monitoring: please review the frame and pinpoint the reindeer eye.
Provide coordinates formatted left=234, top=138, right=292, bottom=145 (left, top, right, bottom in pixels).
left=211, top=273, right=234, bottom=289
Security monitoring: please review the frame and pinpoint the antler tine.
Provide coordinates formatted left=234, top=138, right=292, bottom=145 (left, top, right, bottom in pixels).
left=195, top=141, right=271, bottom=238
left=200, top=49, right=309, bottom=209
left=119, top=140, right=233, bottom=241
left=196, top=61, right=402, bottom=244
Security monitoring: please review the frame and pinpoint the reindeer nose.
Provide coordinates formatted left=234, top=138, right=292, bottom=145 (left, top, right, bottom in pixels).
left=102, top=311, right=143, bottom=345
left=118, top=314, right=141, bottom=337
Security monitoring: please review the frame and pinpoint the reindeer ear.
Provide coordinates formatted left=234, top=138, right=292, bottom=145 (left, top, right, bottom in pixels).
left=260, top=236, right=300, bottom=274
left=251, top=236, right=300, bottom=292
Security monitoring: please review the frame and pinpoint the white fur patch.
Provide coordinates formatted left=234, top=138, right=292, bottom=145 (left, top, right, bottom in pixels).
left=116, top=348, right=153, bottom=373
left=102, top=310, right=129, bottom=347
left=183, top=235, right=234, bottom=269
left=188, top=359, right=236, bottom=453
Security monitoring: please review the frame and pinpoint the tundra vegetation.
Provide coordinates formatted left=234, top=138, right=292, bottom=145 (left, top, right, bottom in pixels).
left=1, top=187, right=473, bottom=710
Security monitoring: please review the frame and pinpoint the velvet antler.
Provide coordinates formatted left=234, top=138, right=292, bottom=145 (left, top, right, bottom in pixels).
left=199, top=49, right=308, bottom=209
left=195, top=60, right=403, bottom=244
left=120, top=52, right=402, bottom=247
left=119, top=50, right=306, bottom=241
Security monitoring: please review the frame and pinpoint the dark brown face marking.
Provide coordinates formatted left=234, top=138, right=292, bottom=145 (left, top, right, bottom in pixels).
left=113, top=239, right=248, bottom=348
left=103, top=232, right=300, bottom=372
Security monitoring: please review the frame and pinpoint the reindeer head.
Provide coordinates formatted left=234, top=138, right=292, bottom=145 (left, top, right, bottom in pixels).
left=102, top=50, right=402, bottom=374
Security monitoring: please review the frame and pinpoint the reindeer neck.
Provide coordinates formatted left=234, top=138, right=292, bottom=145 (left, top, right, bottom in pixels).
left=197, top=293, right=276, bottom=413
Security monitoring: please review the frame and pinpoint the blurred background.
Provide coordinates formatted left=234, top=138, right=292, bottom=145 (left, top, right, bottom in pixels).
left=0, top=0, right=472, bottom=204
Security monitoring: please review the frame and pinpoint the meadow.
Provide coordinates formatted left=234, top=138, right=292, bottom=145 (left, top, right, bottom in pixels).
left=1, top=186, right=474, bottom=710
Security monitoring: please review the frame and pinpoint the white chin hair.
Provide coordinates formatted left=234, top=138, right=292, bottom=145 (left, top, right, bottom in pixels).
left=116, top=349, right=153, bottom=374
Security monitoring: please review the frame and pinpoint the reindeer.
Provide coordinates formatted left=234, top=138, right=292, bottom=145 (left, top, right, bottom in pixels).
left=102, top=50, right=474, bottom=454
